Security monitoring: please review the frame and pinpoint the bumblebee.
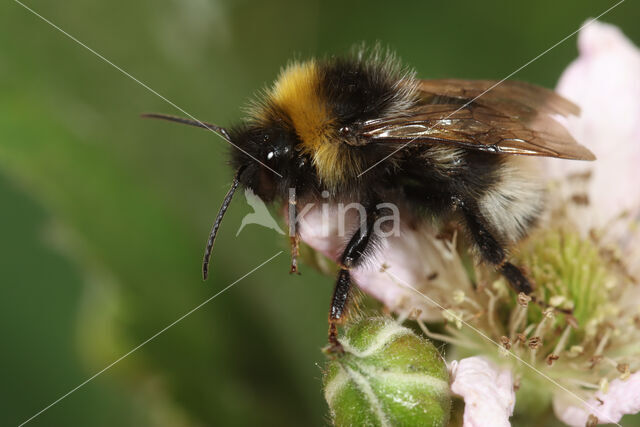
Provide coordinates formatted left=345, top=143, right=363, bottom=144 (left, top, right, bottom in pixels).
left=144, top=48, right=594, bottom=350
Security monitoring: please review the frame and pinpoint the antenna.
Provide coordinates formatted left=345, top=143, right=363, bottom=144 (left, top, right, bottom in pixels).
left=141, top=113, right=232, bottom=142
left=202, top=165, right=246, bottom=280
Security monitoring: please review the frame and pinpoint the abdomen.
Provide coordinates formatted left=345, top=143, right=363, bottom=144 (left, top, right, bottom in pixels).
left=477, top=156, right=545, bottom=244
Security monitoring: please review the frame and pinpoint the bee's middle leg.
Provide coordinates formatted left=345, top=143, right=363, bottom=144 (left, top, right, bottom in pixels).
left=327, top=205, right=380, bottom=353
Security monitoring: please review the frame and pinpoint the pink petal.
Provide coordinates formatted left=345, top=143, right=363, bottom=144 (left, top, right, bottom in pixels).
left=450, top=357, right=516, bottom=427
left=553, top=372, right=640, bottom=426
left=294, top=202, right=352, bottom=262
left=296, top=203, right=473, bottom=320
left=546, top=20, right=640, bottom=228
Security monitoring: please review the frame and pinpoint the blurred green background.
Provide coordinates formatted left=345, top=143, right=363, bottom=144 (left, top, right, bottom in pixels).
left=1, top=1, right=638, bottom=425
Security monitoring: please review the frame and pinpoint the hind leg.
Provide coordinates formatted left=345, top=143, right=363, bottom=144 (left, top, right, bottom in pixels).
left=461, top=202, right=533, bottom=295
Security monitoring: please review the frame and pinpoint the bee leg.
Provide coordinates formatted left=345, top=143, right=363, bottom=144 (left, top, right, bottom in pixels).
left=289, top=235, right=300, bottom=274
left=327, top=205, right=380, bottom=353
left=461, top=203, right=533, bottom=295
left=288, top=190, right=300, bottom=274
left=500, top=261, right=533, bottom=294
left=328, top=268, right=352, bottom=353
left=460, top=202, right=578, bottom=315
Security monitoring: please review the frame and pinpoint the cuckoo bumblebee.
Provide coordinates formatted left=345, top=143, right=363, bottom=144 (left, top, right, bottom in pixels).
left=144, top=47, right=595, bottom=350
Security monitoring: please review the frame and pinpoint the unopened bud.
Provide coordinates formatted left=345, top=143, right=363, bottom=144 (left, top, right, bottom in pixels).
left=323, top=317, right=451, bottom=426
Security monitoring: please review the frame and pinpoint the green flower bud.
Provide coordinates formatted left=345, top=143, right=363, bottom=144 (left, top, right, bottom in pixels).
left=323, top=317, right=451, bottom=427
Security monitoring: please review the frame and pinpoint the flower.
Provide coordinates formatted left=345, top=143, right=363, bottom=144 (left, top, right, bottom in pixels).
left=440, top=21, right=640, bottom=424
left=545, top=19, right=640, bottom=425
left=450, top=357, right=516, bottom=427
left=546, top=20, right=640, bottom=233
left=296, top=19, right=640, bottom=426
left=553, top=372, right=640, bottom=426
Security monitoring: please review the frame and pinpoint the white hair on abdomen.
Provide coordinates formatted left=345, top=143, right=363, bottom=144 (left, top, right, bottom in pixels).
left=479, top=156, right=545, bottom=244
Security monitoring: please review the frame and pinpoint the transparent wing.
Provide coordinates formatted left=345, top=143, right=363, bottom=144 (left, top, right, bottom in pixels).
left=360, top=79, right=595, bottom=160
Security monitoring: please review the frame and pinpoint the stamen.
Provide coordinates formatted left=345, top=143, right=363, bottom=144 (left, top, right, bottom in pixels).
left=509, top=304, right=529, bottom=339
left=523, top=324, right=536, bottom=337
left=568, top=379, right=600, bottom=390
left=617, top=363, right=631, bottom=380
left=416, top=320, right=479, bottom=349
left=546, top=353, right=559, bottom=366
left=552, top=325, right=573, bottom=356
left=594, top=328, right=612, bottom=356
left=598, top=378, right=609, bottom=394
left=568, top=345, right=584, bottom=357
left=528, top=337, right=542, bottom=350
left=500, top=336, right=512, bottom=350
left=484, top=288, right=499, bottom=334
left=517, top=292, right=532, bottom=306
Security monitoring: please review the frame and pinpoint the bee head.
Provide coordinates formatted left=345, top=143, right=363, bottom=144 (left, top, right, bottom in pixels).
left=229, top=121, right=310, bottom=203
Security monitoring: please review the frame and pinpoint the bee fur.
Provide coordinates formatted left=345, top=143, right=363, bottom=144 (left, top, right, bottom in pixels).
left=145, top=46, right=590, bottom=349
left=229, top=50, right=544, bottom=349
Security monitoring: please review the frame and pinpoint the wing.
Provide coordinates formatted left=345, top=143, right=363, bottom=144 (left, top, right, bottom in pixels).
left=360, top=79, right=595, bottom=160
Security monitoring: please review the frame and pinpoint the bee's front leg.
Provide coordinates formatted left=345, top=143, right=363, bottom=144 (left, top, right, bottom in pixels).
left=288, top=188, right=301, bottom=274
left=327, top=204, right=380, bottom=353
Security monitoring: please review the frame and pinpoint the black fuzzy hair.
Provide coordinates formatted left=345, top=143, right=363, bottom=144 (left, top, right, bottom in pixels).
left=319, top=45, right=418, bottom=126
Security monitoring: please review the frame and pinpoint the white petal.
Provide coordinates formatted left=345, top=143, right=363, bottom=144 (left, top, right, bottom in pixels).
left=553, top=372, right=640, bottom=426
left=546, top=20, right=640, bottom=230
left=450, top=357, right=516, bottom=427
